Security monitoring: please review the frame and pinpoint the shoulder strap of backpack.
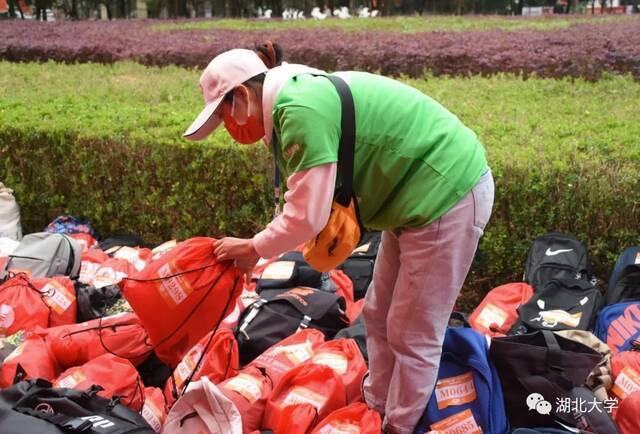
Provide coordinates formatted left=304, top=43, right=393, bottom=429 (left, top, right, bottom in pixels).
left=324, top=75, right=356, bottom=208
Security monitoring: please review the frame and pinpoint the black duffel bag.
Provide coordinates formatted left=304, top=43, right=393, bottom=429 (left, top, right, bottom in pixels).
left=235, top=287, right=349, bottom=365
left=489, top=330, right=603, bottom=429
left=0, top=379, right=154, bottom=434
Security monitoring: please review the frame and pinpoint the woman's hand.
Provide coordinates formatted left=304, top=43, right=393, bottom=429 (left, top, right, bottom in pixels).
left=213, top=237, right=260, bottom=276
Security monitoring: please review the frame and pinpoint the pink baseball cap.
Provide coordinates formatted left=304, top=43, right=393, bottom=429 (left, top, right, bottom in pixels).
left=183, top=49, right=269, bottom=141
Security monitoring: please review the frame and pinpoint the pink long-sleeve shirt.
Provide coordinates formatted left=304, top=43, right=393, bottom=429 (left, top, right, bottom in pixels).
left=252, top=63, right=337, bottom=259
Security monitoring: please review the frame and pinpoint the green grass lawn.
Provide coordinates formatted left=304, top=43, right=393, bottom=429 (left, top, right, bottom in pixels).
left=151, top=14, right=637, bottom=33
left=2, top=61, right=637, bottom=168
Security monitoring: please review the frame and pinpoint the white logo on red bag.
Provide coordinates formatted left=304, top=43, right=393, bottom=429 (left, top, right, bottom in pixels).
left=0, top=304, right=15, bottom=333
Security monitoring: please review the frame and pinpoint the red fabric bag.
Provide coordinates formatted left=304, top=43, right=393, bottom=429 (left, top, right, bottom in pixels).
left=611, top=350, right=640, bottom=402
left=40, top=312, right=150, bottom=369
left=70, top=233, right=98, bottom=253
left=274, top=403, right=318, bottom=434
left=310, top=338, right=367, bottom=403
left=54, top=353, right=144, bottom=411
left=111, top=246, right=153, bottom=272
left=329, top=270, right=362, bottom=324
left=219, top=366, right=273, bottom=434
left=141, top=387, right=167, bottom=433
left=0, top=334, right=59, bottom=387
left=0, top=275, right=51, bottom=335
left=615, top=390, right=640, bottom=434
left=121, top=237, right=242, bottom=366
left=164, top=328, right=239, bottom=408
left=78, top=248, right=110, bottom=285
left=469, top=282, right=534, bottom=337
left=311, top=402, right=382, bottom=434
left=263, top=363, right=347, bottom=430
left=32, top=276, right=77, bottom=328
left=93, top=257, right=136, bottom=288
left=249, top=328, right=326, bottom=385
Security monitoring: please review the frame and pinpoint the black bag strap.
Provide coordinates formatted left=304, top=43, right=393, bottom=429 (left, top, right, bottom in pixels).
left=542, top=330, right=568, bottom=375
left=270, top=74, right=357, bottom=209
left=324, top=75, right=357, bottom=207
left=13, top=406, right=94, bottom=432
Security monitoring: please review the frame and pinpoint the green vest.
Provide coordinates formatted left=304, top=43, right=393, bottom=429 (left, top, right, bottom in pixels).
left=272, top=72, right=487, bottom=231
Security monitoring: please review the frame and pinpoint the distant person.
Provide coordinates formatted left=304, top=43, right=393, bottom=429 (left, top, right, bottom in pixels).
left=183, top=42, right=494, bottom=434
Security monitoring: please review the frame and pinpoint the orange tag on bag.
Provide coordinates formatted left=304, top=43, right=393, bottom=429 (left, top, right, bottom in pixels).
left=475, top=303, right=508, bottom=330
left=435, top=372, right=477, bottom=410
left=312, top=351, right=348, bottom=375
left=430, top=409, right=482, bottom=434
left=174, top=344, right=203, bottom=387
left=41, top=280, right=73, bottom=314
left=141, top=399, right=164, bottom=432
left=270, top=340, right=315, bottom=365
left=612, top=366, right=640, bottom=399
left=223, top=373, right=264, bottom=404
left=282, top=386, right=327, bottom=410
left=157, top=261, right=194, bottom=308
left=56, top=370, right=87, bottom=389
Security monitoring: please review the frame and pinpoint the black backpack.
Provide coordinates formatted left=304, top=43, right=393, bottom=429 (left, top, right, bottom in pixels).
left=517, top=279, right=604, bottom=332
left=235, top=287, right=349, bottom=365
left=605, top=264, right=640, bottom=305
left=524, top=233, right=593, bottom=291
left=74, top=283, right=122, bottom=322
left=337, top=232, right=381, bottom=300
left=0, top=379, right=154, bottom=434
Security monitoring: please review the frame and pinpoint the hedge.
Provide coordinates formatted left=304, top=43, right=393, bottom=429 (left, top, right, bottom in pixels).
left=1, top=61, right=638, bottom=310
left=2, top=18, right=640, bottom=80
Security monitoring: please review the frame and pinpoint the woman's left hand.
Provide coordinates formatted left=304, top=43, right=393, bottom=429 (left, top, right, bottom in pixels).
left=213, top=237, right=260, bottom=276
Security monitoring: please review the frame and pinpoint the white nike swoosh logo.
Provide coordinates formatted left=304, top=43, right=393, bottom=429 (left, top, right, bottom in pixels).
left=545, top=248, right=573, bottom=256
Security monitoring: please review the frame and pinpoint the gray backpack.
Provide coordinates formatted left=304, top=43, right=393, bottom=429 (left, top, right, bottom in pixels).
left=1, top=232, right=81, bottom=279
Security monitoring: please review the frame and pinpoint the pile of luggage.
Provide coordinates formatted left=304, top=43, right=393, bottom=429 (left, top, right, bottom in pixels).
left=0, top=212, right=638, bottom=434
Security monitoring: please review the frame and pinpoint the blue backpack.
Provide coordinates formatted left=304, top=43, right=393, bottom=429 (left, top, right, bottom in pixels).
left=595, top=301, right=640, bottom=353
left=413, top=326, right=509, bottom=434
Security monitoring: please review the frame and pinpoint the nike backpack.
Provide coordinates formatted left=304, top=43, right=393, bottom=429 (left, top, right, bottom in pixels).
left=235, top=287, right=349, bottom=365
left=608, top=246, right=640, bottom=292
left=516, top=278, right=603, bottom=332
left=337, top=231, right=381, bottom=300
left=605, top=264, right=640, bottom=306
left=595, top=301, right=640, bottom=354
left=523, top=233, right=593, bottom=291
left=413, top=326, right=509, bottom=434
left=1, top=232, right=82, bottom=280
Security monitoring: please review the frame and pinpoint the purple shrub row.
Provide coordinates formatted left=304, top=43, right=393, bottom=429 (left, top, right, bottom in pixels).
left=1, top=19, right=639, bottom=79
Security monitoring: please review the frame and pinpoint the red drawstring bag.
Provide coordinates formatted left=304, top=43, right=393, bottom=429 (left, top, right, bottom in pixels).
left=219, top=366, right=273, bottom=434
left=93, top=257, right=136, bottom=288
left=611, top=350, right=640, bottom=402
left=79, top=248, right=110, bottom=285
left=469, top=282, right=534, bottom=337
left=54, top=353, right=144, bottom=411
left=249, top=329, right=326, bottom=385
left=70, top=233, right=98, bottom=253
left=111, top=246, right=153, bottom=272
left=0, top=334, right=59, bottom=387
left=164, top=328, right=239, bottom=408
left=329, top=270, right=362, bottom=324
left=263, top=363, right=347, bottom=430
left=40, top=312, right=151, bottom=369
left=32, top=276, right=77, bottom=328
left=274, top=403, right=318, bottom=434
left=310, top=339, right=367, bottom=403
left=615, top=391, right=640, bottom=434
left=0, top=275, right=51, bottom=334
left=142, top=387, right=167, bottom=433
left=121, top=237, right=242, bottom=366
left=310, top=402, right=382, bottom=434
